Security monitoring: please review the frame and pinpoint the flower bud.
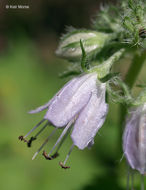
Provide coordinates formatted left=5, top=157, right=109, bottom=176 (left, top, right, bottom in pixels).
left=56, top=30, right=110, bottom=60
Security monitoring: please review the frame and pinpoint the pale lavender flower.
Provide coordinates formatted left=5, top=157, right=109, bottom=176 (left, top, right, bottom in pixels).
left=123, top=103, right=146, bottom=174
left=19, top=72, right=108, bottom=168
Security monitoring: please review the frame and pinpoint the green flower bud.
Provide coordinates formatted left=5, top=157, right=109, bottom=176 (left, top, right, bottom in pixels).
left=56, top=30, right=111, bottom=60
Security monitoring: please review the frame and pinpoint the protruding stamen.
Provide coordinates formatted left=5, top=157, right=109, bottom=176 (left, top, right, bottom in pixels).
left=59, top=162, right=70, bottom=169
left=51, top=152, right=59, bottom=159
left=43, top=151, right=60, bottom=160
left=27, top=137, right=37, bottom=147
left=46, top=119, right=74, bottom=158
left=24, top=119, right=45, bottom=138
left=51, top=125, right=72, bottom=158
left=59, top=144, right=74, bottom=169
left=33, top=121, right=49, bottom=139
left=27, top=121, right=49, bottom=147
left=141, top=174, right=144, bottom=190
left=42, top=151, right=53, bottom=160
left=18, top=135, right=28, bottom=143
left=32, top=128, right=57, bottom=160
left=64, top=144, right=74, bottom=165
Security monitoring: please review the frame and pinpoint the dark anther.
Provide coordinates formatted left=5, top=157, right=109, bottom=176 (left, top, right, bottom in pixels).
left=51, top=152, right=59, bottom=159
left=59, top=162, right=70, bottom=169
left=18, top=136, right=28, bottom=143
left=18, top=136, right=23, bottom=141
left=42, top=151, right=53, bottom=160
left=27, top=137, right=36, bottom=148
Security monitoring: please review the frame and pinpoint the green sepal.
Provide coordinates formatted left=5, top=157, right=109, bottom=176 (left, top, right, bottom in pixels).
left=106, top=77, right=133, bottom=105
left=80, top=39, right=90, bottom=72
left=89, top=49, right=125, bottom=79
left=132, top=88, right=146, bottom=106
left=99, top=72, right=119, bottom=83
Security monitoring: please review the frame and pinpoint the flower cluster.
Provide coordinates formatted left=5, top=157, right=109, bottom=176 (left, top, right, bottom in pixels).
left=18, top=2, right=146, bottom=185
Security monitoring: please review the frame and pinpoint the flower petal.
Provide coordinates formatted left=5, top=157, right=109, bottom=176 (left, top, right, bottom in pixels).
left=44, top=73, right=97, bottom=127
left=123, top=104, right=146, bottom=174
left=71, top=83, right=108, bottom=150
left=28, top=77, right=78, bottom=114
left=123, top=111, right=140, bottom=171
left=28, top=101, right=51, bottom=114
left=138, top=108, right=146, bottom=174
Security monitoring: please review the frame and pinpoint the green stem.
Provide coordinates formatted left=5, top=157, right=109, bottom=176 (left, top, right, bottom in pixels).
left=125, top=51, right=146, bottom=88
left=119, top=50, right=146, bottom=153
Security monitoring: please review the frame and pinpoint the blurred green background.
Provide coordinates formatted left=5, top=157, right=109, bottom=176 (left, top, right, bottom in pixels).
left=0, top=0, right=146, bottom=190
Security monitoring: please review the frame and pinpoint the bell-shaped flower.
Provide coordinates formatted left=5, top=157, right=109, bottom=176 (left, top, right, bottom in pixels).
left=19, top=72, right=108, bottom=168
left=123, top=103, right=146, bottom=174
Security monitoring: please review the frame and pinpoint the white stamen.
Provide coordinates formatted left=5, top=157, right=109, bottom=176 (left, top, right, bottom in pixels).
left=63, top=144, right=74, bottom=165
left=32, top=127, right=57, bottom=160
left=24, top=119, right=45, bottom=138
left=55, top=126, right=72, bottom=153
left=47, top=119, right=74, bottom=156
left=34, top=121, right=49, bottom=138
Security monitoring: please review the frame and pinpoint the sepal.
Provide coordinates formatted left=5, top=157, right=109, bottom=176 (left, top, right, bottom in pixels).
left=132, top=88, right=146, bottom=106
left=89, top=49, right=125, bottom=79
left=106, top=76, right=133, bottom=104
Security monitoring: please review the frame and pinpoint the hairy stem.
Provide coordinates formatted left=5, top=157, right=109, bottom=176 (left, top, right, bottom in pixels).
left=125, top=51, right=146, bottom=88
